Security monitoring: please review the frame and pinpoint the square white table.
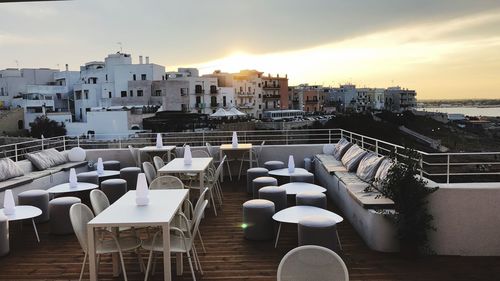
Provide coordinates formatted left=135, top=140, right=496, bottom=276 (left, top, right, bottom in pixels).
left=158, top=157, right=213, bottom=196
left=87, top=189, right=189, bottom=281
left=219, top=144, right=252, bottom=181
left=139, top=145, right=177, bottom=164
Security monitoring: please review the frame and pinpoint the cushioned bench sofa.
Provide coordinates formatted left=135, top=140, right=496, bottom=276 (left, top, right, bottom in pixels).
left=314, top=138, right=402, bottom=252
left=0, top=149, right=88, bottom=204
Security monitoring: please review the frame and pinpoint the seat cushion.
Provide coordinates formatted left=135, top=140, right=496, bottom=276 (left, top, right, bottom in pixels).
left=0, top=176, right=33, bottom=192
left=315, top=154, right=347, bottom=174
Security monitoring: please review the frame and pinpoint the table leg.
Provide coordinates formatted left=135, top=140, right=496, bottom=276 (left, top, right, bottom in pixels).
left=162, top=223, right=172, bottom=281
left=176, top=253, right=183, bottom=275
left=31, top=218, right=40, bottom=243
left=167, top=150, right=172, bottom=162
left=138, top=152, right=142, bottom=169
left=88, top=226, right=97, bottom=281
left=249, top=149, right=253, bottom=168
left=274, top=223, right=282, bottom=248
left=112, top=227, right=120, bottom=277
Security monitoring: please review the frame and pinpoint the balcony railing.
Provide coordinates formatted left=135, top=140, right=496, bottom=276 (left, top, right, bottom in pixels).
left=263, top=85, right=280, bottom=89
left=210, top=102, right=219, bottom=108
left=1, top=129, right=499, bottom=184
left=195, top=90, right=204, bottom=95
left=237, top=92, right=254, bottom=97
left=263, top=94, right=280, bottom=99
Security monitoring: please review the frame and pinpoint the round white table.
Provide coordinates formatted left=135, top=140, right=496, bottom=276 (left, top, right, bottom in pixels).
left=1, top=206, right=42, bottom=242
left=280, top=182, right=326, bottom=195
left=268, top=168, right=310, bottom=177
left=272, top=206, right=343, bottom=248
left=47, top=182, right=99, bottom=194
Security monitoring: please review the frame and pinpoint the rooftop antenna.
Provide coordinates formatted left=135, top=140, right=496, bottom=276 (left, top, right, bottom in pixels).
left=117, top=42, right=123, bottom=53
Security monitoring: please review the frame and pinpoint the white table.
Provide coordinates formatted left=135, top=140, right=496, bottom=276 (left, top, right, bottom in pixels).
left=219, top=144, right=252, bottom=181
left=272, top=206, right=343, bottom=248
left=158, top=157, right=213, bottom=196
left=268, top=168, right=310, bottom=177
left=47, top=182, right=98, bottom=195
left=87, top=189, right=189, bottom=281
left=1, top=206, right=42, bottom=242
left=139, top=145, right=176, bottom=164
left=280, top=182, right=326, bottom=195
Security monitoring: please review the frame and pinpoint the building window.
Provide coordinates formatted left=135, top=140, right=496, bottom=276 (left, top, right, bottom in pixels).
left=130, top=90, right=134, bottom=97
left=180, top=88, right=188, bottom=96
left=0, top=88, right=4, bottom=96
left=56, top=93, right=62, bottom=100
left=84, top=90, right=89, bottom=100
left=108, top=92, right=112, bottom=98
left=223, top=96, right=227, bottom=107
left=137, top=90, right=143, bottom=97
left=121, top=91, right=127, bottom=97
left=258, top=83, right=261, bottom=87
left=141, top=74, right=147, bottom=80
left=133, top=74, right=136, bottom=81
left=105, top=74, right=108, bottom=81
left=258, top=94, right=261, bottom=98
left=154, top=90, right=162, bottom=96
left=75, top=91, right=82, bottom=100
left=259, top=104, right=261, bottom=109
left=195, top=85, right=203, bottom=94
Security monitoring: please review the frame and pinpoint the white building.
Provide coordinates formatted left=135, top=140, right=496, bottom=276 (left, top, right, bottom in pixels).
left=166, top=68, right=219, bottom=115
left=74, top=53, right=165, bottom=121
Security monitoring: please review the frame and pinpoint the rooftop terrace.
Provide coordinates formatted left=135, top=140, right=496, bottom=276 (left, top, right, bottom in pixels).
left=2, top=179, right=500, bottom=281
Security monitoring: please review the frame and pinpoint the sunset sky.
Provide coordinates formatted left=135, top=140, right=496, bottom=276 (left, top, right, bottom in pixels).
left=1, top=0, right=500, bottom=99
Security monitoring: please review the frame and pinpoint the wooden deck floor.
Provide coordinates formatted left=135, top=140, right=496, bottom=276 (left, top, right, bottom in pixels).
left=1, top=179, right=500, bottom=281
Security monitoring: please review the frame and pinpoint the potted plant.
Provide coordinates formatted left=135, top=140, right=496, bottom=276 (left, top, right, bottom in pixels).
left=377, top=148, right=439, bottom=256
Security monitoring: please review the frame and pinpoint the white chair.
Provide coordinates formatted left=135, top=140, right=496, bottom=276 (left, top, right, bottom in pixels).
left=191, top=149, right=210, bottom=158
left=69, top=203, right=142, bottom=281
left=142, top=199, right=209, bottom=281
left=178, top=187, right=209, bottom=254
left=238, top=141, right=265, bottom=180
left=206, top=142, right=233, bottom=181
left=149, top=175, right=184, bottom=190
left=153, top=156, right=165, bottom=171
left=89, top=189, right=110, bottom=216
left=277, top=245, right=349, bottom=281
left=142, top=162, right=157, bottom=185
left=128, top=145, right=151, bottom=168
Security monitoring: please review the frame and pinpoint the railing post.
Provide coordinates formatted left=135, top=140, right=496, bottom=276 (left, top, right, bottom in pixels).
left=41, top=136, right=44, bottom=151
left=328, top=129, right=331, bottom=144
left=375, top=140, right=379, bottom=155
left=340, top=129, right=343, bottom=140
left=361, top=136, right=365, bottom=149
left=119, top=139, right=122, bottom=149
left=285, top=130, right=289, bottom=145
left=202, top=131, right=205, bottom=146
left=420, top=155, right=424, bottom=178
left=446, top=154, right=450, bottom=184
left=15, top=144, right=18, bottom=162
left=77, top=136, right=80, bottom=147
left=63, top=136, right=66, bottom=151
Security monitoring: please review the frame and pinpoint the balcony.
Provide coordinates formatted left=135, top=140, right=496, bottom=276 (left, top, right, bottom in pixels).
left=195, top=89, right=205, bottom=95
left=210, top=89, right=219, bottom=95
left=305, top=99, right=319, bottom=104
left=237, top=92, right=254, bottom=97
left=263, top=94, right=280, bottom=99
left=263, top=84, right=280, bottom=89
left=239, top=103, right=254, bottom=109
left=210, top=102, right=219, bottom=108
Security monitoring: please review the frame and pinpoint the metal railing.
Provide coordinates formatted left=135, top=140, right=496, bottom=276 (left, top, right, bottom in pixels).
left=1, top=129, right=499, bottom=184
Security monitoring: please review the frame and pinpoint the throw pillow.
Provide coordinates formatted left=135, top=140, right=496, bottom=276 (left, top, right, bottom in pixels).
left=0, top=158, right=24, bottom=181
left=333, top=138, right=353, bottom=160
left=341, top=144, right=367, bottom=172
left=356, top=152, right=384, bottom=182
left=373, top=158, right=394, bottom=188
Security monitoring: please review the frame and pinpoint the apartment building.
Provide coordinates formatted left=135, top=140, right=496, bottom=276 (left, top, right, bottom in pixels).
left=73, top=53, right=165, bottom=122
left=385, top=86, right=417, bottom=112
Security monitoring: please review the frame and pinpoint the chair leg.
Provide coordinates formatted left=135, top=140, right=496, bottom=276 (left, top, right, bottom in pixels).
left=186, top=251, right=197, bottom=281
left=192, top=246, right=203, bottom=275
left=79, top=252, right=87, bottom=281
left=192, top=244, right=199, bottom=271
left=144, top=249, right=154, bottom=281
left=238, top=159, right=244, bottom=181
left=118, top=250, right=128, bottom=281
left=337, top=232, right=343, bottom=251
left=197, top=231, right=207, bottom=253
left=225, top=161, right=232, bottom=181
left=210, top=189, right=217, bottom=216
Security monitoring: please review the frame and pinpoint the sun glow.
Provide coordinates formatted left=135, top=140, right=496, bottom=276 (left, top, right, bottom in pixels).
left=192, top=11, right=500, bottom=99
